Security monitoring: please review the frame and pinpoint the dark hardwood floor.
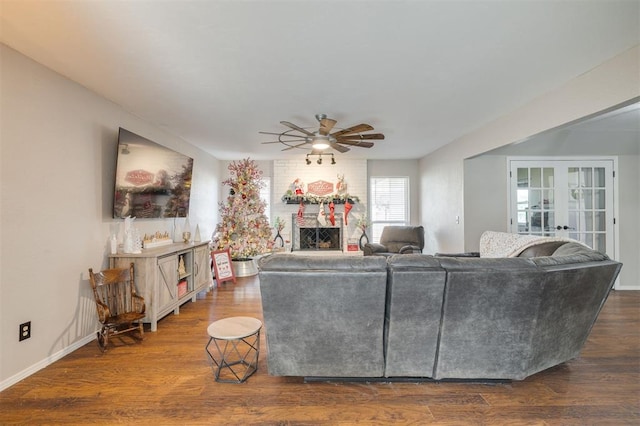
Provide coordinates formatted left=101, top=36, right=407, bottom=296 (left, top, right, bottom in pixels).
left=1, top=276, right=638, bottom=425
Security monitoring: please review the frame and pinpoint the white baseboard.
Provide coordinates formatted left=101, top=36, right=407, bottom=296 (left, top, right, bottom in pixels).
left=0, top=333, right=96, bottom=392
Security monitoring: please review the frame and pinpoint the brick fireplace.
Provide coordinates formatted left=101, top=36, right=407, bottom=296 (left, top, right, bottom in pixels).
left=292, top=213, right=343, bottom=251
left=272, top=159, right=367, bottom=252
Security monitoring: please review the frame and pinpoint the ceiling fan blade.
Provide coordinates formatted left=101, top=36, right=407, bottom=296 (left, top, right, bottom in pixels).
left=259, top=131, right=296, bottom=136
left=329, top=142, right=350, bottom=153
left=281, top=142, right=310, bottom=151
left=335, top=140, right=375, bottom=148
left=319, top=118, right=337, bottom=135
left=336, top=133, right=385, bottom=141
left=280, top=121, right=315, bottom=136
left=330, top=124, right=374, bottom=138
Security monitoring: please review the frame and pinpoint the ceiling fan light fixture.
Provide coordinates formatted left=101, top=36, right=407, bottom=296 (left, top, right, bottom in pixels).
left=311, top=135, right=330, bottom=150
left=305, top=152, right=335, bottom=165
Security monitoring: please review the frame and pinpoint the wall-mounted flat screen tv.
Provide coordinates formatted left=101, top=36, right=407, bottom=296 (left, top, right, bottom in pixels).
left=113, top=128, right=193, bottom=219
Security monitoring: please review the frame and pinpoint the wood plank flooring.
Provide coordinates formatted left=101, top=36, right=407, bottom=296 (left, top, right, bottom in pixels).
left=1, top=276, right=638, bottom=425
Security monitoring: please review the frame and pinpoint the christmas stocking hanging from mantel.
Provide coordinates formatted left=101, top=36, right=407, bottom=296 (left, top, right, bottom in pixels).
left=297, top=201, right=305, bottom=226
left=328, top=201, right=336, bottom=226
left=344, top=200, right=352, bottom=225
left=317, top=201, right=327, bottom=226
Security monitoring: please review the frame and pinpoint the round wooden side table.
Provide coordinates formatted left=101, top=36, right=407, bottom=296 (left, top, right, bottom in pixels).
left=205, top=316, right=262, bottom=383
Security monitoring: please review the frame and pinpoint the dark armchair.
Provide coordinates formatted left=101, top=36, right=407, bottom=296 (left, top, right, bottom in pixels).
left=363, top=225, right=425, bottom=256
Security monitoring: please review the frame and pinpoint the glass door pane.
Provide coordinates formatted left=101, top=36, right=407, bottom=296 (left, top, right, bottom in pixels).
left=513, top=166, right=556, bottom=236
left=566, top=166, right=610, bottom=253
left=510, top=160, right=614, bottom=256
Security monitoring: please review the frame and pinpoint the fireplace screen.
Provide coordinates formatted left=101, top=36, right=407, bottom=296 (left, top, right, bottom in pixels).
left=292, top=213, right=343, bottom=251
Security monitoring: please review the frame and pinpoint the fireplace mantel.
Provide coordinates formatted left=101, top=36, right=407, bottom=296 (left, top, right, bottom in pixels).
left=282, top=195, right=359, bottom=205
left=292, top=213, right=343, bottom=251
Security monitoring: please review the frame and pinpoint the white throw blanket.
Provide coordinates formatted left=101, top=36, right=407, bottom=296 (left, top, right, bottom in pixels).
left=479, top=231, right=583, bottom=258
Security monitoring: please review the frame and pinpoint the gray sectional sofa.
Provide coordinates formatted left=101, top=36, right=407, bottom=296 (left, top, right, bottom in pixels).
left=257, top=242, right=622, bottom=381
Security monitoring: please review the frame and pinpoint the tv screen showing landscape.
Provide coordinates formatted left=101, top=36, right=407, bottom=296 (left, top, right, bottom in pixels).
left=113, top=128, right=193, bottom=219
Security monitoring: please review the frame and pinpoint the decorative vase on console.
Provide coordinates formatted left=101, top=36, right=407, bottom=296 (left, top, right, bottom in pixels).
left=357, top=215, right=370, bottom=250
left=123, top=216, right=142, bottom=254
left=273, top=216, right=285, bottom=248
left=359, top=232, right=369, bottom=250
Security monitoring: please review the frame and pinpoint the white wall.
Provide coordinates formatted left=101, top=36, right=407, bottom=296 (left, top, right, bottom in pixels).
left=617, top=154, right=640, bottom=288
left=0, top=45, right=222, bottom=389
left=463, top=156, right=508, bottom=251
left=271, top=159, right=368, bottom=249
left=419, top=46, right=639, bottom=259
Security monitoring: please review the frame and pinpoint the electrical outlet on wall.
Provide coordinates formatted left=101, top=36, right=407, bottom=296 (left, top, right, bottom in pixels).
left=19, top=321, right=31, bottom=341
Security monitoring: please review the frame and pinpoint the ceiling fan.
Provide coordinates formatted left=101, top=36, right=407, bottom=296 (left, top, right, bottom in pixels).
left=259, top=114, right=384, bottom=153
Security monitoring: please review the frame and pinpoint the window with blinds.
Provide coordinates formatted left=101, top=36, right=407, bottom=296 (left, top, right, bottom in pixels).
left=369, top=177, right=409, bottom=243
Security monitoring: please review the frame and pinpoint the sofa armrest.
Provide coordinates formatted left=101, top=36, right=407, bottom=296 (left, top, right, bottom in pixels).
left=363, top=243, right=387, bottom=256
left=435, top=252, right=480, bottom=257
left=398, top=245, right=422, bottom=254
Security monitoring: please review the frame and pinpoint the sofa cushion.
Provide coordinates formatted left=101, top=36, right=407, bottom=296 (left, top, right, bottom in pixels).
left=258, top=253, right=387, bottom=271
left=258, top=254, right=388, bottom=377
left=385, top=254, right=446, bottom=377
left=532, top=242, right=609, bottom=267
left=517, top=241, right=568, bottom=258
left=432, top=257, right=543, bottom=380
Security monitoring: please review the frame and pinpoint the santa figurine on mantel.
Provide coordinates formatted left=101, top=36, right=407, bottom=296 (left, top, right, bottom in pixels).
left=293, top=178, right=305, bottom=196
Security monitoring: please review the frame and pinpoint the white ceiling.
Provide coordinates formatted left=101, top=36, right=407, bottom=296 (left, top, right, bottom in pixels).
left=1, top=0, right=638, bottom=160
left=487, top=102, right=640, bottom=156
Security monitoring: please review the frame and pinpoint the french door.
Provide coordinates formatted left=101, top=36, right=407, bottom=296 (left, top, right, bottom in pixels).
left=509, top=159, right=616, bottom=256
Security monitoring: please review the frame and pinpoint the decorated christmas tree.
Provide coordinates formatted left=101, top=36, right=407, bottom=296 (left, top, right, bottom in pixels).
left=212, top=159, right=273, bottom=259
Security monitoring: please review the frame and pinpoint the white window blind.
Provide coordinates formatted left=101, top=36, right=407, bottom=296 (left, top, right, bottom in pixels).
left=369, top=177, right=409, bottom=243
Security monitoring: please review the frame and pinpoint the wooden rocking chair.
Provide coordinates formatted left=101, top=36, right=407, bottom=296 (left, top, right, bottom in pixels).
left=88, top=263, right=146, bottom=352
